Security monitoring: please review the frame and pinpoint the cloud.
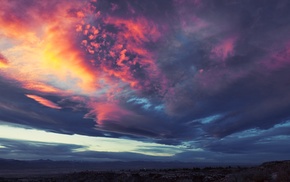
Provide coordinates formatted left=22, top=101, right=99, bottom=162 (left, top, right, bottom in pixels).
left=22, top=82, right=67, bottom=95
left=0, top=123, right=187, bottom=161
left=204, top=121, right=290, bottom=154
left=0, top=138, right=172, bottom=162
left=0, top=53, right=8, bottom=68
left=1, top=0, right=290, bottom=162
left=26, top=94, right=61, bottom=109
left=210, top=35, right=238, bottom=61
left=0, top=0, right=98, bottom=94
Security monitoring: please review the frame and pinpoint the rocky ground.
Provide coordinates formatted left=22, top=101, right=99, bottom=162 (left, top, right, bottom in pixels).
left=0, top=160, right=289, bottom=182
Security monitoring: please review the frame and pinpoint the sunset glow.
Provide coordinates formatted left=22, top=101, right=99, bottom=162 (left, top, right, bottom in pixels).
left=0, top=0, right=290, bottom=163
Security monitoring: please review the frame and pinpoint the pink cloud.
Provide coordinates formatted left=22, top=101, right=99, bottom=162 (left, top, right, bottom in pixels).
left=85, top=102, right=136, bottom=125
left=261, top=42, right=290, bottom=71
left=26, top=94, right=62, bottom=110
left=83, top=101, right=167, bottom=138
left=0, top=53, right=8, bottom=68
left=211, top=36, right=238, bottom=61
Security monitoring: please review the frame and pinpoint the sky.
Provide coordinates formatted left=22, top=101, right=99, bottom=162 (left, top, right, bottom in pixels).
left=0, top=0, right=290, bottom=164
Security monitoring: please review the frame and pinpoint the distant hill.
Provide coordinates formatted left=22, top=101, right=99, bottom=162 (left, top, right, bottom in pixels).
left=0, top=159, right=289, bottom=181
left=0, top=158, right=219, bottom=177
left=0, top=158, right=255, bottom=177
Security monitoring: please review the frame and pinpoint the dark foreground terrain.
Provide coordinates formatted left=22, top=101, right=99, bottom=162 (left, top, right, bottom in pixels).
left=0, top=160, right=289, bottom=182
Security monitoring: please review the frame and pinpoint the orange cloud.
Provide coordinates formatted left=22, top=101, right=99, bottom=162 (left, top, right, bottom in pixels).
left=26, top=94, right=61, bottom=109
left=0, top=1, right=168, bottom=128
left=105, top=17, right=161, bottom=43
left=22, top=82, right=68, bottom=95
left=0, top=1, right=61, bottom=42
left=41, top=24, right=98, bottom=92
left=0, top=0, right=100, bottom=95
left=78, top=16, right=163, bottom=93
left=0, top=53, right=8, bottom=68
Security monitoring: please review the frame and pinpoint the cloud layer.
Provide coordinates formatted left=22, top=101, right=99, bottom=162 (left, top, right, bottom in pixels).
left=1, top=0, right=290, bottom=163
